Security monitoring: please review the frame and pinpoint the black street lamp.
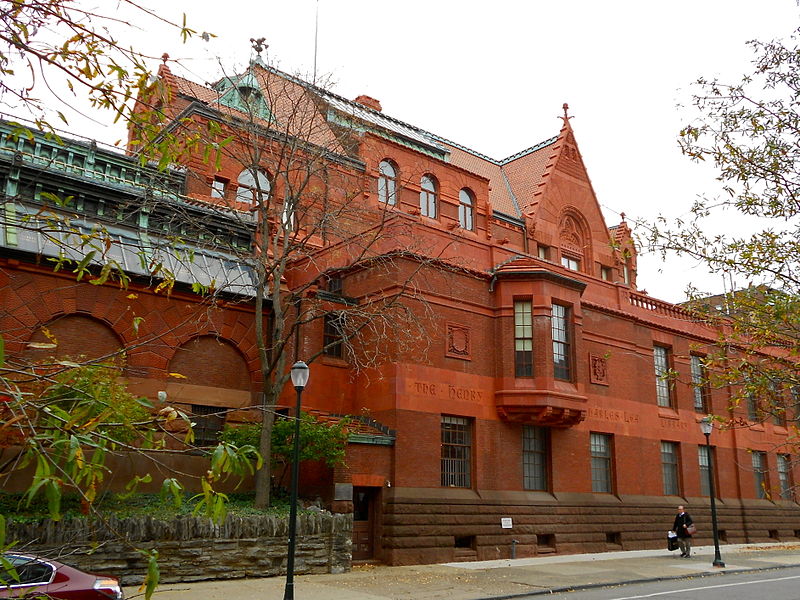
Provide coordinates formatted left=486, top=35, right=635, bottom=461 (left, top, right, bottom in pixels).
left=283, top=360, right=310, bottom=600
left=699, top=416, right=725, bottom=568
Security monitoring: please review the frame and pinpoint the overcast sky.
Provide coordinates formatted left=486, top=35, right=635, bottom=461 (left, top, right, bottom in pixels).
left=29, top=1, right=800, bottom=302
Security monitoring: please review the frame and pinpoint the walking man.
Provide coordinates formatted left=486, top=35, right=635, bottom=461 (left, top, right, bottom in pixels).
left=672, top=505, right=694, bottom=558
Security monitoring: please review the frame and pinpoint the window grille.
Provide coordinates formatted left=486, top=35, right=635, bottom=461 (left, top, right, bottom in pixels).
left=752, top=451, right=769, bottom=499
left=661, top=441, right=680, bottom=495
left=191, top=404, right=225, bottom=447
left=441, top=416, right=471, bottom=488
left=523, top=426, right=548, bottom=490
left=778, top=454, right=794, bottom=501
left=590, top=433, right=612, bottom=493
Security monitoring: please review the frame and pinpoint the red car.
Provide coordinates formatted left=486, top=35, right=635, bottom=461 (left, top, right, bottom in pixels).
left=0, top=554, right=124, bottom=599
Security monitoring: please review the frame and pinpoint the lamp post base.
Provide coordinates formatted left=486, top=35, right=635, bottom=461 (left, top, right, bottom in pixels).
left=712, top=559, right=726, bottom=568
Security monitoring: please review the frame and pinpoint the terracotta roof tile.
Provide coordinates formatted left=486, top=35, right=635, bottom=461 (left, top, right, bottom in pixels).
left=163, top=64, right=346, bottom=155
left=501, top=139, right=558, bottom=216
left=440, top=143, right=519, bottom=216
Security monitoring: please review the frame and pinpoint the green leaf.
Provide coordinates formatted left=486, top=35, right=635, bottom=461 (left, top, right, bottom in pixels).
left=135, top=396, right=154, bottom=408
left=141, top=549, right=160, bottom=600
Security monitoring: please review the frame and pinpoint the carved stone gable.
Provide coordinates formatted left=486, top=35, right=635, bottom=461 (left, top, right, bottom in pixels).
left=559, top=215, right=583, bottom=255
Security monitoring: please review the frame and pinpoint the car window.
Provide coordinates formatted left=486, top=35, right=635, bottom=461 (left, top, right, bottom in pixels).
left=1, top=556, right=54, bottom=586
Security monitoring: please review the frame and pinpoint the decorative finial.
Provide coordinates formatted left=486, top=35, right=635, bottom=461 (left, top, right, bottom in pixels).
left=250, top=37, right=267, bottom=55
left=161, top=53, right=169, bottom=64
left=562, top=103, right=569, bottom=119
left=620, top=212, right=626, bottom=222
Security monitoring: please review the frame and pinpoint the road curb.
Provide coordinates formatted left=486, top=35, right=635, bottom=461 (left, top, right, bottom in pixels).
left=471, top=562, right=799, bottom=600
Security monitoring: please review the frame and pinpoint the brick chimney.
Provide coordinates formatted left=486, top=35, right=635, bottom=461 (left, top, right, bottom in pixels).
left=354, top=95, right=382, bottom=112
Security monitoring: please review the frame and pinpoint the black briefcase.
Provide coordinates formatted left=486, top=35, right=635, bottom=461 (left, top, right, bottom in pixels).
left=667, top=535, right=679, bottom=551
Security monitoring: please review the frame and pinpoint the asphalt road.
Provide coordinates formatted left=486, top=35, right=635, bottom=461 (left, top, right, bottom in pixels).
left=533, top=566, right=800, bottom=600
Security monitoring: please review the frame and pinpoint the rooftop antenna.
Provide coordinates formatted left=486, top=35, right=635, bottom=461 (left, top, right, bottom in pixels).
left=313, top=0, right=319, bottom=84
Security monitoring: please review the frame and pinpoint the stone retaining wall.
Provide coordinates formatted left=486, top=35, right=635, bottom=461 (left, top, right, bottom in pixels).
left=8, top=512, right=352, bottom=584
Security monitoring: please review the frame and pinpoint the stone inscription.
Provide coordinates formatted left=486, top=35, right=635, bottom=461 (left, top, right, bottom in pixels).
left=587, top=407, right=639, bottom=424
left=411, top=381, right=484, bottom=402
left=659, top=417, right=688, bottom=431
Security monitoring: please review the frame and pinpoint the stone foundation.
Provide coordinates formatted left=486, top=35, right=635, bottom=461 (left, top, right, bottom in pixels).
left=381, top=488, right=800, bottom=565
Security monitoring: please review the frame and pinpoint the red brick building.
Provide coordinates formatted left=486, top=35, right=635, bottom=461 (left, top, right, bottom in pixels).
left=2, top=58, right=799, bottom=566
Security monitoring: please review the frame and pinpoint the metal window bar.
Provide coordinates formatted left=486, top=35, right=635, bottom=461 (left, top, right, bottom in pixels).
left=752, top=451, right=768, bottom=499
left=661, top=441, right=680, bottom=496
left=778, top=454, right=794, bottom=501
left=441, top=416, right=471, bottom=488
left=590, top=433, right=612, bottom=493
left=698, top=444, right=714, bottom=497
left=523, top=426, right=547, bottom=490
left=191, top=404, right=225, bottom=447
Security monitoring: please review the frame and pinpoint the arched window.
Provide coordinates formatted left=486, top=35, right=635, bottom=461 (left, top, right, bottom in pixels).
left=236, top=168, right=271, bottom=204
left=378, top=160, right=397, bottom=205
left=420, top=175, right=437, bottom=218
left=458, top=188, right=474, bottom=230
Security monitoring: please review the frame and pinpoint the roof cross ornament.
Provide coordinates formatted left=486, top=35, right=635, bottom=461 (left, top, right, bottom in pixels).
left=561, top=102, right=573, bottom=126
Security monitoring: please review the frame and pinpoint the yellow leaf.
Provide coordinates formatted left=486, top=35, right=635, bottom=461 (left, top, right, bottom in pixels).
left=168, top=372, right=188, bottom=379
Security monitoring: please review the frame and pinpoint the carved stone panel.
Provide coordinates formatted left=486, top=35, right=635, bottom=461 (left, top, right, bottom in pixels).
left=446, top=322, right=471, bottom=360
left=589, top=353, right=609, bottom=386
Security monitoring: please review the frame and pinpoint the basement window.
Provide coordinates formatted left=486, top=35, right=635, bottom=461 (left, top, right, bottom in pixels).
left=190, top=404, right=226, bottom=447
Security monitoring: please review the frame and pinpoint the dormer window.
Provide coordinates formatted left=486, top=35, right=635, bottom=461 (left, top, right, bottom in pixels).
left=214, top=73, right=272, bottom=119
left=238, top=86, right=261, bottom=105
left=236, top=168, right=271, bottom=205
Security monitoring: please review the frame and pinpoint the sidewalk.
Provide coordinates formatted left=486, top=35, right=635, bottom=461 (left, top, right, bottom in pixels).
left=130, top=542, right=800, bottom=600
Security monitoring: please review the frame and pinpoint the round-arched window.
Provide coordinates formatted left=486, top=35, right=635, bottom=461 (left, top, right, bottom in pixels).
left=236, top=168, right=271, bottom=204
left=420, top=175, right=437, bottom=218
left=458, top=188, right=475, bottom=230
left=378, top=160, right=397, bottom=206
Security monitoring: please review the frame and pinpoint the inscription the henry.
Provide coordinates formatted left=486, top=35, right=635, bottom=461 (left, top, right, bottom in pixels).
left=412, top=381, right=484, bottom=402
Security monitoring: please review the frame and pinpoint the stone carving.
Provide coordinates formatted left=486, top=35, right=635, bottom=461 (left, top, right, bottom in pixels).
left=446, top=323, right=470, bottom=359
left=589, top=353, right=609, bottom=385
